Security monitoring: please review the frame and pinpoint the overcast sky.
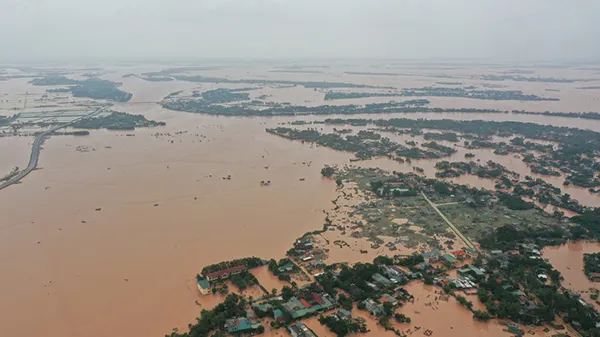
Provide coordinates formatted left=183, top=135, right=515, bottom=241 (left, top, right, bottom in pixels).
left=1, top=0, right=599, bottom=63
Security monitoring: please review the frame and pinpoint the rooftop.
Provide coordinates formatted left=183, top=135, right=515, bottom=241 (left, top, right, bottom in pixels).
left=197, top=279, right=210, bottom=289
left=288, top=322, right=317, bottom=337
left=205, top=265, right=247, bottom=279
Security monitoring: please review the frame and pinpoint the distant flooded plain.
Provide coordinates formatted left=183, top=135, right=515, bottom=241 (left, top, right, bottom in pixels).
left=0, top=66, right=600, bottom=337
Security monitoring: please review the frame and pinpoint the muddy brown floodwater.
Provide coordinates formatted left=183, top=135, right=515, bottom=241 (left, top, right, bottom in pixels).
left=0, top=67, right=600, bottom=337
left=542, top=242, right=600, bottom=311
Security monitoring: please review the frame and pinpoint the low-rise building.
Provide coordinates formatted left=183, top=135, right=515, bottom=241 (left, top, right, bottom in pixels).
left=441, top=253, right=457, bottom=264
left=204, top=265, right=247, bottom=281
left=362, top=299, right=384, bottom=316
left=288, top=322, right=317, bottom=337
left=226, top=318, right=253, bottom=333
left=336, top=308, right=352, bottom=320
left=196, top=278, right=210, bottom=295
left=380, top=294, right=397, bottom=305
left=372, top=273, right=392, bottom=286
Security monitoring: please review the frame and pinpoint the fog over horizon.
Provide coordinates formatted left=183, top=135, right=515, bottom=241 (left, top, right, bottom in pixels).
left=1, top=0, right=599, bottom=64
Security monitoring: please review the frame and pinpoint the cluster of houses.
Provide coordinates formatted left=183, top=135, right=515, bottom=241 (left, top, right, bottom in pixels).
left=290, top=237, right=326, bottom=272
left=197, top=265, right=249, bottom=295
left=281, top=292, right=336, bottom=319
left=435, top=264, right=485, bottom=292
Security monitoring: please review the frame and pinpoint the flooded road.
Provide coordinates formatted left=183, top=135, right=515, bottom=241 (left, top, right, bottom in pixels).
left=0, top=67, right=599, bottom=337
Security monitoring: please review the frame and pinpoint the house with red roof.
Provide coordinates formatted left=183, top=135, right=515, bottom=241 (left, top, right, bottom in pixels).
left=312, top=293, right=323, bottom=304
left=299, top=298, right=312, bottom=309
left=205, top=265, right=247, bottom=281
left=452, top=250, right=467, bottom=260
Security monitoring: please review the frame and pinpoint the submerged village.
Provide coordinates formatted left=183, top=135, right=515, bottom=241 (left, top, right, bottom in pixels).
left=174, top=164, right=600, bottom=337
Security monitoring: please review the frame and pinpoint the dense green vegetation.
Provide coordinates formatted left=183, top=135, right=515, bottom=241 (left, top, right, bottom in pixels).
left=165, top=293, right=248, bottom=337
left=324, top=117, right=600, bottom=189
left=163, top=97, right=498, bottom=116
left=498, top=193, right=535, bottom=210
left=475, top=251, right=600, bottom=336
left=230, top=271, right=258, bottom=291
left=70, top=78, right=133, bottom=102
left=479, top=224, right=568, bottom=251
left=318, top=315, right=367, bottom=337
left=571, top=209, right=600, bottom=239
left=31, top=76, right=133, bottom=102
left=71, top=111, right=165, bottom=130
left=199, top=88, right=250, bottom=103
left=583, top=253, right=600, bottom=281
left=266, top=127, right=456, bottom=161
left=434, top=160, right=518, bottom=182
left=201, top=257, right=263, bottom=275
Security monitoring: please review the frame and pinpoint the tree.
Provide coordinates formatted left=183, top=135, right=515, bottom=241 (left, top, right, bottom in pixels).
left=271, top=288, right=277, bottom=295
left=569, top=225, right=587, bottom=240
left=477, top=288, right=489, bottom=303
left=373, top=255, right=394, bottom=265
left=473, top=310, right=491, bottom=321
left=281, top=286, right=294, bottom=301
left=394, top=313, right=411, bottom=323
left=383, top=302, right=394, bottom=316
left=321, top=167, right=335, bottom=177
left=338, top=294, right=353, bottom=311
left=423, top=274, right=434, bottom=285
left=456, top=295, right=473, bottom=310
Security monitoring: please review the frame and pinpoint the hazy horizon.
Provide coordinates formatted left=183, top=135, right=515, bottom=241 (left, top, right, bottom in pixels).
left=2, top=0, right=599, bottom=64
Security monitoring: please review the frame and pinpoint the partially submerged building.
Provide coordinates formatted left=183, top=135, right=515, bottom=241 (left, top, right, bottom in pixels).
left=196, top=278, right=210, bottom=295
left=204, top=265, right=247, bottom=281
left=288, top=322, right=317, bottom=337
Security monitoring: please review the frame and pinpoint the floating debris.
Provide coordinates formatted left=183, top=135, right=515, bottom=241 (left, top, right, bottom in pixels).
left=95, top=208, right=102, bottom=211
left=154, top=204, right=159, bottom=207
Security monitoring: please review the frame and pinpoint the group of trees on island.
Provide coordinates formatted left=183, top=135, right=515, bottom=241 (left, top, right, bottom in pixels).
left=31, top=76, right=133, bottom=102
left=71, top=111, right=165, bottom=130
left=266, top=127, right=455, bottom=161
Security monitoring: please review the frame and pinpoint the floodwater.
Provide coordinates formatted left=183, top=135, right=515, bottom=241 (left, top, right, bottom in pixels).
left=0, top=135, right=32, bottom=176
left=0, top=65, right=599, bottom=337
left=542, top=242, right=600, bottom=310
left=396, top=282, right=561, bottom=337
